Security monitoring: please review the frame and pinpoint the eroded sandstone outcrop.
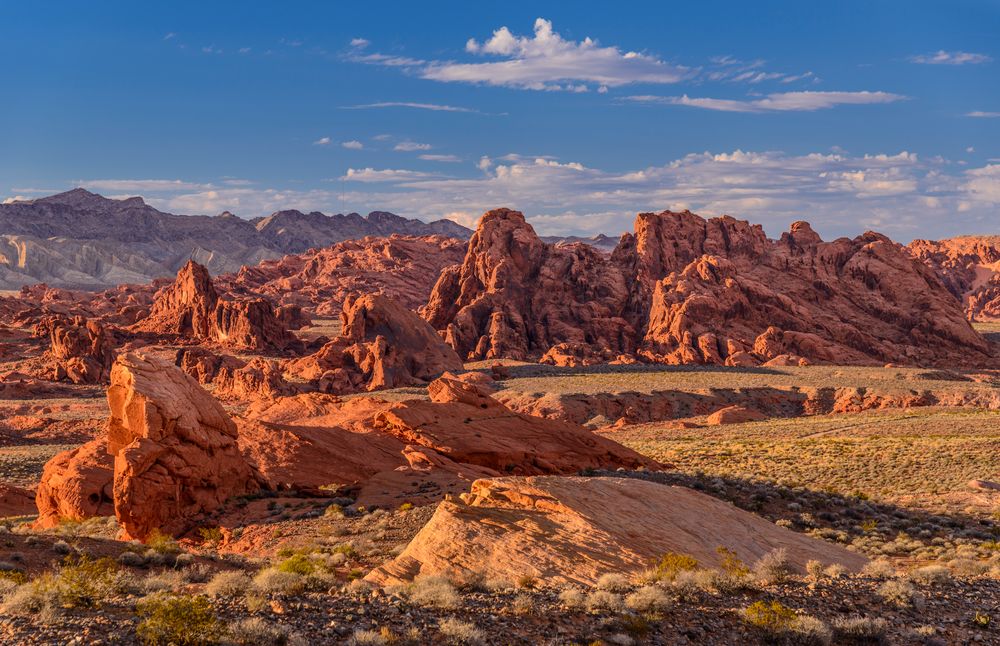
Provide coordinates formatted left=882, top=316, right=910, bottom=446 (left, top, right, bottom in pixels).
left=285, top=294, right=463, bottom=393
left=35, top=438, right=115, bottom=527
left=909, top=236, right=1000, bottom=322
left=134, top=260, right=298, bottom=352
left=40, top=315, right=115, bottom=384
left=107, top=353, right=262, bottom=539
left=424, top=209, right=993, bottom=368
left=366, top=476, right=868, bottom=587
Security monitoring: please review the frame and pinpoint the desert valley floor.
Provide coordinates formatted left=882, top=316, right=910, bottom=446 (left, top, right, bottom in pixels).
left=1, top=196, right=1000, bottom=645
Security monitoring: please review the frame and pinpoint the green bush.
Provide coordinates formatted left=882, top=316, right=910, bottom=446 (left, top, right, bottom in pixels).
left=276, top=553, right=316, bottom=576
left=58, top=554, right=123, bottom=607
left=654, top=552, right=699, bottom=581
left=135, top=593, right=221, bottom=645
left=743, top=600, right=797, bottom=634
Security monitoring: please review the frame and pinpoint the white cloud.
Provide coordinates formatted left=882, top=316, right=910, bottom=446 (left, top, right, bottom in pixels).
left=75, top=179, right=212, bottom=192
left=239, top=47, right=251, bottom=54
left=313, top=137, right=332, bottom=146
left=967, top=111, right=1000, bottom=118
left=394, top=141, right=432, bottom=152
left=350, top=38, right=370, bottom=48
left=341, top=140, right=364, bottom=150
left=625, top=90, right=907, bottom=113
left=359, top=18, right=691, bottom=92
left=2, top=196, right=30, bottom=204
left=341, top=168, right=439, bottom=182
left=419, top=154, right=461, bottom=162
left=163, top=32, right=176, bottom=41
left=341, top=101, right=481, bottom=113
left=910, top=50, right=993, bottom=65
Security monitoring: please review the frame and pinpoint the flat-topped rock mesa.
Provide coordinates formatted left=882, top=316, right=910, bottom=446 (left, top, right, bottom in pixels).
left=424, top=208, right=993, bottom=368
left=133, top=260, right=299, bottom=352
left=0, top=189, right=471, bottom=290
left=284, top=293, right=465, bottom=393
left=365, top=476, right=868, bottom=587
left=908, top=235, right=1000, bottom=321
left=218, top=235, right=467, bottom=316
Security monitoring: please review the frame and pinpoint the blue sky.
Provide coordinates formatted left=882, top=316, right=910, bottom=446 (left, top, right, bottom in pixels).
left=1, top=0, right=997, bottom=240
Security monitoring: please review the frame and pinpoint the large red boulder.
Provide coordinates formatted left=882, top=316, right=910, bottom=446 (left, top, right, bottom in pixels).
left=34, top=438, right=115, bottom=527
left=107, top=352, right=262, bottom=540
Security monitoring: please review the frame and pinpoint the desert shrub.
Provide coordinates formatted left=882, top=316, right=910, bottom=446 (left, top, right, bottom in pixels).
left=624, top=585, right=670, bottom=615
left=0, top=574, right=60, bottom=617
left=227, top=617, right=297, bottom=645
left=347, top=629, right=388, bottom=646
left=205, top=571, right=251, bottom=597
left=516, top=574, right=538, bottom=589
left=119, top=551, right=147, bottom=568
left=511, top=593, right=535, bottom=615
left=558, top=587, right=585, bottom=608
left=909, top=564, right=950, bottom=585
left=145, top=529, right=181, bottom=555
left=57, top=554, right=125, bottom=607
left=653, top=552, right=699, bottom=581
left=438, top=617, right=484, bottom=645
left=408, top=575, right=460, bottom=609
left=198, top=527, right=223, bottom=546
left=824, top=563, right=847, bottom=579
left=135, top=593, right=221, bottom=646
left=830, top=616, right=889, bottom=644
left=790, top=616, right=833, bottom=646
left=742, top=600, right=796, bottom=635
left=876, top=579, right=918, bottom=608
left=595, top=573, right=631, bottom=592
left=276, top=553, right=317, bottom=576
left=949, top=558, right=988, bottom=577
left=252, top=568, right=305, bottom=596
left=52, top=539, right=73, bottom=555
left=717, top=546, right=751, bottom=578
left=670, top=569, right=716, bottom=600
left=805, top=559, right=825, bottom=580
left=585, top=589, right=622, bottom=612
left=862, top=559, right=896, bottom=578
left=324, top=504, right=345, bottom=519
left=140, top=570, right=187, bottom=594
left=752, top=548, right=793, bottom=585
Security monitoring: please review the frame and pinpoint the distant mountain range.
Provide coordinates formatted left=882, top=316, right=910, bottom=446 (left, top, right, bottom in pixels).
left=0, top=189, right=473, bottom=289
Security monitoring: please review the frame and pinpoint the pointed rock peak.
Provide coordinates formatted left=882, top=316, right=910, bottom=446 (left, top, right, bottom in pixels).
left=479, top=208, right=526, bottom=226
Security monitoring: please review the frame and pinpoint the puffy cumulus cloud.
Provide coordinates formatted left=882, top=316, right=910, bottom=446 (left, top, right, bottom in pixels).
left=341, top=140, right=364, bottom=150
left=963, top=164, right=1000, bottom=204
left=625, top=91, right=907, bottom=113
left=910, top=50, right=993, bottom=65
left=313, top=137, right=332, bottom=146
left=386, top=18, right=691, bottom=91
left=349, top=38, right=370, bottom=48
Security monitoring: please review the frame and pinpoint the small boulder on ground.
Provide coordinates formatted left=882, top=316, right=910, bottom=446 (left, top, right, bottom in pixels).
left=706, top=405, right=767, bottom=425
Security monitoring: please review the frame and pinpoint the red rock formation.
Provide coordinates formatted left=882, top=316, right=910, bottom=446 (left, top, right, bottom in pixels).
left=0, top=482, right=38, bottom=517
left=423, top=209, right=634, bottom=361
left=425, top=209, right=993, bottom=368
left=238, top=375, right=657, bottom=507
left=365, top=476, right=868, bottom=587
left=34, top=439, right=115, bottom=527
left=42, top=316, right=114, bottom=384
left=134, top=260, right=298, bottom=352
left=706, top=405, right=766, bottom=425
left=286, top=293, right=463, bottom=393
left=213, top=358, right=297, bottom=400
left=218, top=235, right=467, bottom=316
left=107, top=352, right=261, bottom=539
left=909, top=236, right=1000, bottom=321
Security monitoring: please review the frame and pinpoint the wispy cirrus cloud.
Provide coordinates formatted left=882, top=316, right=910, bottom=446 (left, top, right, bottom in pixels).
left=910, top=50, right=992, bottom=65
left=967, top=110, right=1000, bottom=118
left=313, top=137, right=332, bottom=146
left=419, top=154, right=462, bottom=162
left=340, top=168, right=439, bottom=182
left=624, top=91, right=907, bottom=113
left=341, top=101, right=482, bottom=113
left=394, top=141, right=432, bottom=152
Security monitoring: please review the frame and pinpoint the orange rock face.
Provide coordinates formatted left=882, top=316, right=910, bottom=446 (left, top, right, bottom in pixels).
left=107, top=352, right=261, bottom=539
left=0, top=482, right=38, bottom=517
left=134, top=260, right=298, bottom=352
left=42, top=315, right=115, bottom=384
left=705, top=405, right=767, bottom=425
left=909, top=236, right=1000, bottom=321
left=238, top=375, right=657, bottom=508
left=366, top=476, right=868, bottom=587
left=35, top=438, right=114, bottom=527
left=423, top=209, right=635, bottom=361
left=424, top=209, right=993, bottom=367
left=285, top=294, right=463, bottom=393
left=218, top=235, right=467, bottom=316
